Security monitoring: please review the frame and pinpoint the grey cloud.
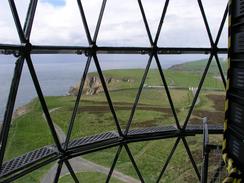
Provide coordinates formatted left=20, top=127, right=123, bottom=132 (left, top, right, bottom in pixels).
left=0, top=0, right=228, bottom=47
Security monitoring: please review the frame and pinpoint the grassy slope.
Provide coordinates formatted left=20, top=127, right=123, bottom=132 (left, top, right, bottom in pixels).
left=168, top=59, right=227, bottom=74
left=4, top=99, right=54, bottom=160
left=90, top=68, right=225, bottom=90
left=4, top=60, right=225, bottom=182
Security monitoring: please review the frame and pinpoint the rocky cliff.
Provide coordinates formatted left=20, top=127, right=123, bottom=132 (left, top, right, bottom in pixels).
left=68, top=75, right=133, bottom=96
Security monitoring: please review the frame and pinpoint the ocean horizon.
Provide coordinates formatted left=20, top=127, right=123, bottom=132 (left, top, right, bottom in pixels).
left=0, top=54, right=212, bottom=121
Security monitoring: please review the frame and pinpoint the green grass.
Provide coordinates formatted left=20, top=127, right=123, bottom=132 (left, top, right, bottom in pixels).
left=83, top=137, right=205, bottom=183
left=88, top=67, right=225, bottom=90
left=4, top=99, right=54, bottom=161
left=3, top=61, right=226, bottom=182
left=164, top=70, right=224, bottom=89
left=168, top=59, right=227, bottom=74
left=13, top=163, right=54, bottom=183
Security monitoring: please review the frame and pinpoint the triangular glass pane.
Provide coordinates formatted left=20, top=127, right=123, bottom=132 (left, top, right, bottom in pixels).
left=15, top=0, right=29, bottom=28
left=0, top=55, right=16, bottom=122
left=59, top=147, right=124, bottom=182
left=3, top=61, right=55, bottom=162
left=201, top=0, right=228, bottom=41
left=128, top=139, right=176, bottom=182
left=158, top=54, right=213, bottom=126
left=184, top=135, right=203, bottom=173
left=0, top=1, right=19, bottom=43
left=109, top=146, right=142, bottom=182
left=97, top=54, right=148, bottom=130
left=129, top=57, right=176, bottom=129
left=141, top=0, right=167, bottom=38
left=160, top=140, right=199, bottom=183
left=68, top=57, right=118, bottom=141
left=187, top=56, right=226, bottom=126
left=31, top=54, right=87, bottom=143
left=81, top=0, right=103, bottom=39
left=31, top=1, right=88, bottom=46
left=158, top=0, right=210, bottom=47
left=32, top=54, right=86, bottom=97
left=97, top=0, right=150, bottom=46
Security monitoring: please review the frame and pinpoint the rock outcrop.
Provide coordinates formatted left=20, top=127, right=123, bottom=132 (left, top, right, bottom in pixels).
left=68, top=75, right=132, bottom=96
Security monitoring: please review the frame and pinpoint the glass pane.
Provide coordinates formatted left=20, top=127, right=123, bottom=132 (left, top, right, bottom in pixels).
left=158, top=0, right=210, bottom=47
left=31, top=1, right=87, bottom=46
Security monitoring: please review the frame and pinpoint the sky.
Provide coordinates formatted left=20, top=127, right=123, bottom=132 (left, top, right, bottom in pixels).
left=0, top=0, right=228, bottom=48
left=0, top=0, right=229, bottom=120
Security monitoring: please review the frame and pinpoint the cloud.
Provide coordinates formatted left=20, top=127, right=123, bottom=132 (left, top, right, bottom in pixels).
left=0, top=0, right=228, bottom=47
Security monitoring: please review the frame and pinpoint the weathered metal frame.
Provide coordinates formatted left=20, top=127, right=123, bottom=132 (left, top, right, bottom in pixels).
left=201, top=118, right=224, bottom=183
left=0, top=0, right=228, bottom=182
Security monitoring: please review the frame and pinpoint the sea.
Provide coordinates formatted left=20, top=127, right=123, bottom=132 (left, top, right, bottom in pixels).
left=0, top=54, right=209, bottom=121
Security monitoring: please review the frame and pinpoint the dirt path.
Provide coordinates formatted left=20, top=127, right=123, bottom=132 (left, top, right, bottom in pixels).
left=41, top=108, right=139, bottom=183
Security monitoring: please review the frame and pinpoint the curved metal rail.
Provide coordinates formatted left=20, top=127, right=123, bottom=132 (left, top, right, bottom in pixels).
left=0, top=0, right=228, bottom=182
left=0, top=125, right=223, bottom=182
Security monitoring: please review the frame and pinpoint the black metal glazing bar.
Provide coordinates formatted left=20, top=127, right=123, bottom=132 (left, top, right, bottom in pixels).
left=154, top=54, right=180, bottom=129
left=8, top=0, right=26, bottom=43
left=156, top=137, right=180, bottom=183
left=66, top=140, right=121, bottom=160
left=77, top=0, right=92, bottom=44
left=197, top=0, right=228, bottom=96
left=138, top=0, right=180, bottom=130
left=154, top=0, right=169, bottom=45
left=93, top=54, right=123, bottom=136
left=197, top=0, right=215, bottom=47
left=0, top=0, right=228, bottom=181
left=138, top=0, right=153, bottom=45
left=25, top=55, right=63, bottom=152
left=182, top=54, right=214, bottom=129
left=214, top=54, right=227, bottom=88
left=64, top=160, right=80, bottom=183
left=124, top=144, right=145, bottom=183
left=124, top=54, right=153, bottom=135
left=0, top=57, right=25, bottom=167
left=0, top=45, right=227, bottom=55
left=182, top=2, right=228, bottom=129
left=106, top=145, right=123, bottom=183
left=93, top=0, right=107, bottom=43
left=64, top=57, right=92, bottom=149
left=197, top=0, right=228, bottom=92
left=0, top=44, right=21, bottom=51
left=54, top=161, right=63, bottom=183
left=23, top=0, right=38, bottom=40
left=215, top=5, right=228, bottom=47
left=182, top=137, right=201, bottom=180
left=0, top=0, right=39, bottom=168
left=213, top=5, right=228, bottom=88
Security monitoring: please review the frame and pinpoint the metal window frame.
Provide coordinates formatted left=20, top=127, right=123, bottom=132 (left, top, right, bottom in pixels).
left=0, top=0, right=227, bottom=182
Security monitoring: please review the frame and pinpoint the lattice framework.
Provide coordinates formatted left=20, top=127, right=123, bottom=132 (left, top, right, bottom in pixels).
left=0, top=0, right=228, bottom=182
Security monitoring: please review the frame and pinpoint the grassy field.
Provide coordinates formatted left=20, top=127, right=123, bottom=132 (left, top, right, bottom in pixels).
left=168, top=59, right=227, bottom=74
left=3, top=60, right=225, bottom=182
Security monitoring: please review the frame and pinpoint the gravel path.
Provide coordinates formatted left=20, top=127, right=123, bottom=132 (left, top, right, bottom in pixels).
left=41, top=108, right=139, bottom=183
